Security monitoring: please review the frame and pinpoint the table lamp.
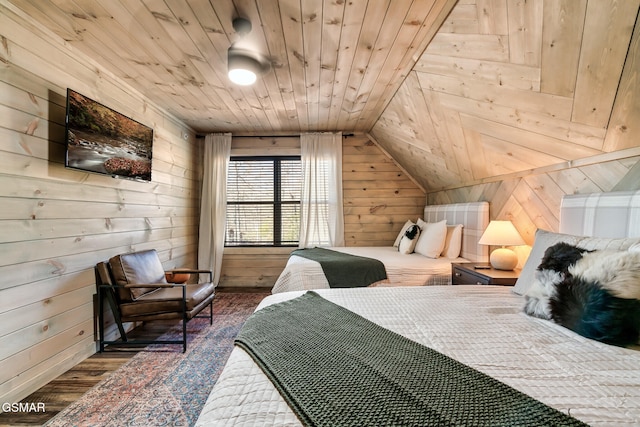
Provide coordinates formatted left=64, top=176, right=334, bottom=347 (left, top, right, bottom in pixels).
left=478, top=220, right=525, bottom=270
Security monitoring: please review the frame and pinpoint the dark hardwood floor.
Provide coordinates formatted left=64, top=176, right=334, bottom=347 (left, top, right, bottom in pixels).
left=0, top=287, right=270, bottom=427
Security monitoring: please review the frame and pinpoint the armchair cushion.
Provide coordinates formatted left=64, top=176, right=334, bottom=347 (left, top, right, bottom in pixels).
left=109, top=249, right=168, bottom=300
left=119, top=282, right=216, bottom=320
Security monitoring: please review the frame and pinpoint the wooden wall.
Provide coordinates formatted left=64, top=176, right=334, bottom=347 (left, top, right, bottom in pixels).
left=427, top=153, right=640, bottom=266
left=0, top=5, right=201, bottom=406
left=343, top=135, right=426, bottom=246
left=219, top=134, right=426, bottom=287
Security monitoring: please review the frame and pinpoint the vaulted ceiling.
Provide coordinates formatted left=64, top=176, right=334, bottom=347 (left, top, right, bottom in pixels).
left=7, top=0, right=456, bottom=133
left=370, top=0, right=640, bottom=192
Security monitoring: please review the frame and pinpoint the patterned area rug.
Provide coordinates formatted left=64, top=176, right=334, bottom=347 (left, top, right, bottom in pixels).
left=44, top=291, right=269, bottom=427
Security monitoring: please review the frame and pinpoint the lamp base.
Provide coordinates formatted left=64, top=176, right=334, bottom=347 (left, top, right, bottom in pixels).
left=489, top=247, right=518, bottom=270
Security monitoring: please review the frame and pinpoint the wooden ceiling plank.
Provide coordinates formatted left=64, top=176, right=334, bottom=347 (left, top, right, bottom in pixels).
left=459, top=113, right=602, bottom=162
left=317, top=0, right=345, bottom=130
left=506, top=0, right=542, bottom=67
left=476, top=0, right=508, bottom=35
left=327, top=0, right=369, bottom=129
left=415, top=53, right=540, bottom=91
left=539, top=0, right=586, bottom=98
left=359, top=0, right=458, bottom=131
left=55, top=9, right=212, bottom=124
left=479, top=134, right=561, bottom=175
left=48, top=0, right=175, bottom=95
left=335, top=0, right=391, bottom=130
left=279, top=0, right=310, bottom=131
left=8, top=0, right=80, bottom=42
left=462, top=127, right=491, bottom=180
left=300, top=0, right=322, bottom=130
left=427, top=33, right=509, bottom=62
left=141, top=0, right=254, bottom=130
left=342, top=0, right=404, bottom=130
left=571, top=0, right=639, bottom=128
left=255, top=0, right=301, bottom=130
left=166, top=0, right=271, bottom=131
left=438, top=1, right=479, bottom=34
left=111, top=0, right=250, bottom=128
left=604, top=8, right=640, bottom=152
left=417, top=72, right=573, bottom=121
left=439, top=92, right=605, bottom=150
left=185, top=0, right=261, bottom=130
left=231, top=0, right=286, bottom=131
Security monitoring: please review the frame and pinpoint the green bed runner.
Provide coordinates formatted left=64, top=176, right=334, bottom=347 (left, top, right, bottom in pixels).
left=291, top=247, right=387, bottom=288
left=235, top=292, right=587, bottom=427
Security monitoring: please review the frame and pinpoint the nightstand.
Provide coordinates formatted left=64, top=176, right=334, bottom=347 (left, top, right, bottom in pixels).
left=451, top=263, right=520, bottom=286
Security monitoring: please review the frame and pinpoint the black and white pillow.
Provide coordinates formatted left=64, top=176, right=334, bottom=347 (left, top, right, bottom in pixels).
left=398, top=224, right=421, bottom=254
left=524, top=242, right=640, bottom=347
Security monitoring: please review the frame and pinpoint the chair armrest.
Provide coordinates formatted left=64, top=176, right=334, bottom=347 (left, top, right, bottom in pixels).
left=126, top=282, right=185, bottom=289
left=99, top=283, right=185, bottom=289
left=165, top=269, right=213, bottom=282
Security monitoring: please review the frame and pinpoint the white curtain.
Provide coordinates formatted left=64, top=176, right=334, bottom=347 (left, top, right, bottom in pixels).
left=299, top=132, right=345, bottom=248
left=198, top=133, right=232, bottom=285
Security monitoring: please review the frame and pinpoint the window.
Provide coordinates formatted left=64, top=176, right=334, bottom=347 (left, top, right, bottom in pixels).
left=225, top=156, right=301, bottom=246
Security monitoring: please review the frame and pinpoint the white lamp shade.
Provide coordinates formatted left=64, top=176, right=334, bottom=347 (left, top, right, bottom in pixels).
left=479, top=220, right=524, bottom=270
left=478, top=220, right=525, bottom=246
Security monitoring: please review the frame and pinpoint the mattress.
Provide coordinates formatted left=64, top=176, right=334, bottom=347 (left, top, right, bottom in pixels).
left=196, top=286, right=640, bottom=426
left=271, top=246, right=463, bottom=293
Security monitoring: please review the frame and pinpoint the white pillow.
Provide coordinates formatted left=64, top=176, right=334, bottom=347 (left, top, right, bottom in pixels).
left=414, top=219, right=447, bottom=258
left=629, top=242, right=640, bottom=253
left=513, top=229, right=640, bottom=295
left=398, top=224, right=421, bottom=254
left=393, top=220, right=414, bottom=248
left=441, top=224, right=463, bottom=258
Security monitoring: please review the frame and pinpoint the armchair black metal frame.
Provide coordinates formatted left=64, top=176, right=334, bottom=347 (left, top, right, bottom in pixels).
left=95, top=262, right=214, bottom=353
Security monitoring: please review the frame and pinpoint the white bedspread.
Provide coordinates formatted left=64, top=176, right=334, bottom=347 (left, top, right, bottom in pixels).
left=272, top=246, right=462, bottom=293
left=196, top=286, right=640, bottom=426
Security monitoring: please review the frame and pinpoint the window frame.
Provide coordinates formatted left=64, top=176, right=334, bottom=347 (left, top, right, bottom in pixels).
left=225, top=155, right=301, bottom=247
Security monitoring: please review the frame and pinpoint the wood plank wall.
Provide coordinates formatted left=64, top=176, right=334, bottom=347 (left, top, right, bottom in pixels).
left=0, top=5, right=201, bottom=406
left=219, top=134, right=426, bottom=287
left=343, top=135, right=426, bottom=246
left=426, top=153, right=640, bottom=266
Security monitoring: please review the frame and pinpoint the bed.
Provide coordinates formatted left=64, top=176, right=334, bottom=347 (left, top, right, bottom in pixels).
left=196, top=190, right=640, bottom=426
left=271, top=201, right=489, bottom=293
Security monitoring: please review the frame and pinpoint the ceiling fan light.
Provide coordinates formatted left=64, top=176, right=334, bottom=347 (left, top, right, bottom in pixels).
left=228, top=49, right=261, bottom=86
left=228, top=68, right=257, bottom=85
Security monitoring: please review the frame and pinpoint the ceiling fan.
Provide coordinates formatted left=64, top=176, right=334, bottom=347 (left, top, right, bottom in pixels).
left=227, top=18, right=270, bottom=86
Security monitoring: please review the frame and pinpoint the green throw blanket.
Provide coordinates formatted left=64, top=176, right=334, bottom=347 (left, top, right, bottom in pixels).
left=291, top=247, right=387, bottom=288
left=235, top=292, right=587, bottom=427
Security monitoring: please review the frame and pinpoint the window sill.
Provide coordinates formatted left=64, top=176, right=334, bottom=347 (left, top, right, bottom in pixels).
left=223, top=247, right=295, bottom=255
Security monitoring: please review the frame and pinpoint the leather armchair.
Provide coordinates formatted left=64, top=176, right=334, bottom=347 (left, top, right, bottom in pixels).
left=96, top=249, right=215, bottom=352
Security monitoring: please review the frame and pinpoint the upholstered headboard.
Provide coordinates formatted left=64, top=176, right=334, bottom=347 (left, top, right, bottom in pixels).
left=423, top=201, right=490, bottom=262
left=560, top=190, right=640, bottom=238
left=514, top=190, right=640, bottom=296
